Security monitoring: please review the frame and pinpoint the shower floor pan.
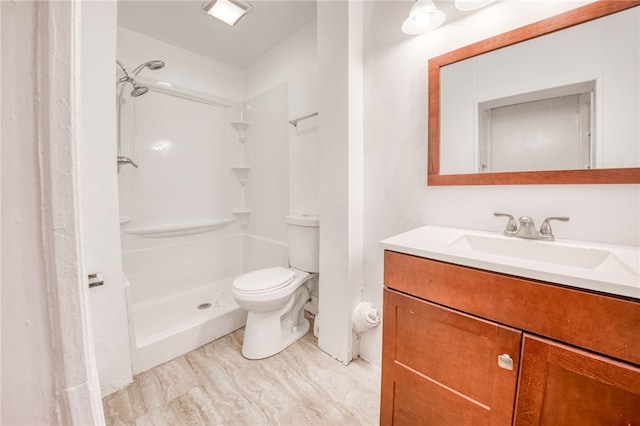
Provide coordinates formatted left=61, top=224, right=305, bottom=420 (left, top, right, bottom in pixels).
left=131, top=277, right=247, bottom=374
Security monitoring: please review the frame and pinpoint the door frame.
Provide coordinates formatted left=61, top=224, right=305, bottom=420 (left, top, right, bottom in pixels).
left=35, top=1, right=105, bottom=423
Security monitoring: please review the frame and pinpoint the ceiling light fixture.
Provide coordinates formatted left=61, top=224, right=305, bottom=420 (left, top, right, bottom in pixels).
left=402, top=0, right=446, bottom=35
left=454, top=0, right=495, bottom=11
left=203, top=0, right=251, bottom=26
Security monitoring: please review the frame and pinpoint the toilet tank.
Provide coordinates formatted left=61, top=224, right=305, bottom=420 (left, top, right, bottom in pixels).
left=286, top=215, right=320, bottom=273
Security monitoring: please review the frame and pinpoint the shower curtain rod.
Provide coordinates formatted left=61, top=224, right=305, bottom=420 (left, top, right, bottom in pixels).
left=289, top=112, right=318, bottom=127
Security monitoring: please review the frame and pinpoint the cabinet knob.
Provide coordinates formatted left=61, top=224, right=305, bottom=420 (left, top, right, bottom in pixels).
left=498, top=354, right=514, bottom=370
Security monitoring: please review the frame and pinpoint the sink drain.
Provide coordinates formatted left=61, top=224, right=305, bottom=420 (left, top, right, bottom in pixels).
left=197, top=302, right=212, bottom=310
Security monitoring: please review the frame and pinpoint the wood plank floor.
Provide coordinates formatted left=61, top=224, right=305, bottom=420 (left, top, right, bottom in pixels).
left=103, top=327, right=381, bottom=425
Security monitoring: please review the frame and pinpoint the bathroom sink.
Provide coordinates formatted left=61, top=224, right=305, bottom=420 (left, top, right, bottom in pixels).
left=448, top=233, right=637, bottom=275
left=380, top=226, right=640, bottom=299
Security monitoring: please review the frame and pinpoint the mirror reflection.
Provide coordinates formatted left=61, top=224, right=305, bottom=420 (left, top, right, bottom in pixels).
left=437, top=5, right=639, bottom=176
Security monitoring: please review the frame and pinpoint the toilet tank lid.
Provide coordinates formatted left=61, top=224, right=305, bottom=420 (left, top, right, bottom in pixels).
left=286, top=214, right=319, bottom=227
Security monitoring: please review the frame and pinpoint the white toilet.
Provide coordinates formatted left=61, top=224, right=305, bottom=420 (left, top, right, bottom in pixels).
left=232, top=214, right=319, bottom=359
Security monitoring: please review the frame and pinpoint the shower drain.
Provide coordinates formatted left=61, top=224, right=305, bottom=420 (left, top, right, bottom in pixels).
left=197, top=302, right=212, bottom=310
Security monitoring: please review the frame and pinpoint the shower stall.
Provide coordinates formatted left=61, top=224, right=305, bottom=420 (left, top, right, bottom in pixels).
left=115, top=59, right=292, bottom=373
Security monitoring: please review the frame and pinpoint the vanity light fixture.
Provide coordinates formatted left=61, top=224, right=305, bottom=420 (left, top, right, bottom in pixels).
left=402, top=0, right=446, bottom=35
left=454, top=0, right=495, bottom=11
left=203, top=0, right=251, bottom=26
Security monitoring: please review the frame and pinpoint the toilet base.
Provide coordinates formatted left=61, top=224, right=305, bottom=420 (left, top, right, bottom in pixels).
left=241, top=285, right=310, bottom=359
left=281, top=317, right=309, bottom=353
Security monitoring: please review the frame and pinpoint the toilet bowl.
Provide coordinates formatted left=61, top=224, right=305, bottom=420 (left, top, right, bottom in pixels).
left=232, top=267, right=314, bottom=359
left=232, top=214, right=319, bottom=359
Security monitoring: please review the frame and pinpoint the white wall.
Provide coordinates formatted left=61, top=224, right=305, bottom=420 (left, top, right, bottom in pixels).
left=244, top=21, right=317, bottom=117
left=316, top=0, right=364, bottom=363
left=2, top=3, right=58, bottom=421
left=360, top=1, right=640, bottom=365
left=244, top=21, right=320, bottom=217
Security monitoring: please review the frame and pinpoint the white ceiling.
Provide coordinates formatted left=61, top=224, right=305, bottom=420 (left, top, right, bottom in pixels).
left=117, top=1, right=472, bottom=69
left=117, top=0, right=318, bottom=68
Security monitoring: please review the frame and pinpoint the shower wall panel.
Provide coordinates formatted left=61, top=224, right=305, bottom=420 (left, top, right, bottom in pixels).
left=245, top=83, right=290, bottom=243
left=124, top=91, right=229, bottom=229
left=122, top=234, right=243, bottom=304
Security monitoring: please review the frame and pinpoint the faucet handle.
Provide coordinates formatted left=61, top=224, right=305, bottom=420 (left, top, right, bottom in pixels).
left=539, top=217, right=569, bottom=241
left=494, top=212, right=517, bottom=236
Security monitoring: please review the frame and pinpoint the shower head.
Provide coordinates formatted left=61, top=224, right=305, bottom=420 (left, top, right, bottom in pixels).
left=147, top=60, right=165, bottom=70
left=132, top=60, right=166, bottom=75
left=116, top=59, right=162, bottom=97
left=116, top=76, right=148, bottom=97
left=130, top=82, right=149, bottom=97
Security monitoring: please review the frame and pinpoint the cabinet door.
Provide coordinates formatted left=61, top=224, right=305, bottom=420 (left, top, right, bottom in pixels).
left=381, top=288, right=522, bottom=426
left=515, top=334, right=640, bottom=426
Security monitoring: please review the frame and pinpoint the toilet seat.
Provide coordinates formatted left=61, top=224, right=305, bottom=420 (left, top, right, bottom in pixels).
left=233, top=266, right=296, bottom=294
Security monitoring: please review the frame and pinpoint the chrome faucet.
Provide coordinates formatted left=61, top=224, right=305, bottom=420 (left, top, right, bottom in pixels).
left=515, top=216, right=539, bottom=239
left=494, top=213, right=569, bottom=241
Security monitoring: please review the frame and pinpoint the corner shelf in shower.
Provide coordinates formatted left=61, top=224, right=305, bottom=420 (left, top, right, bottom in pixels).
left=231, top=166, right=251, bottom=185
left=232, top=210, right=252, bottom=226
left=231, top=121, right=250, bottom=142
left=123, top=218, right=234, bottom=238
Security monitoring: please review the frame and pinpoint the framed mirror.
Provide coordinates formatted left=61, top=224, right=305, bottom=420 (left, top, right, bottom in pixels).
left=428, top=0, right=640, bottom=185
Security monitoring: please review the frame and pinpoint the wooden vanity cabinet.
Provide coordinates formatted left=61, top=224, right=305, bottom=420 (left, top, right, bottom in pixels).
left=381, top=289, right=521, bottom=425
left=381, top=251, right=640, bottom=426
left=515, top=335, right=640, bottom=425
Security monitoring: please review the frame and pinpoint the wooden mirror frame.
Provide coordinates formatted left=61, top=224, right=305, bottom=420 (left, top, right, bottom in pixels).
left=428, top=0, right=640, bottom=186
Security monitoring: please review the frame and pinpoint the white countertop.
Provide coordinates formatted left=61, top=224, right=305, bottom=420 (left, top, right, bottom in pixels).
left=380, top=225, right=640, bottom=299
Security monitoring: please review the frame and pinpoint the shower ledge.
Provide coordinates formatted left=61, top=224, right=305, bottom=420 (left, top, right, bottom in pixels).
left=123, top=218, right=234, bottom=238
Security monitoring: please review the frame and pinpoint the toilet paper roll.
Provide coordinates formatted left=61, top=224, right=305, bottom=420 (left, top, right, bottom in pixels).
left=353, top=302, right=381, bottom=335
